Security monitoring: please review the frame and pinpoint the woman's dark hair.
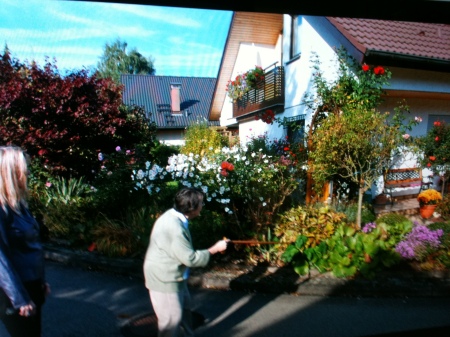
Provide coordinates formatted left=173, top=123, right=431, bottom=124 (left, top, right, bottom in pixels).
left=174, top=187, right=204, bottom=214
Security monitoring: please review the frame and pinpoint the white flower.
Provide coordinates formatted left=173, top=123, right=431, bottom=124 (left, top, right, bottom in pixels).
left=262, top=202, right=267, bottom=206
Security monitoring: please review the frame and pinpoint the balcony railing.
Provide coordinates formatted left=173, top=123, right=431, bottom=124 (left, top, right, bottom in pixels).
left=233, top=65, right=284, bottom=119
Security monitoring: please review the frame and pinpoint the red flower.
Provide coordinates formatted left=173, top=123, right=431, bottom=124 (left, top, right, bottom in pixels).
left=374, top=66, right=385, bottom=75
left=38, top=149, right=47, bottom=156
left=87, top=242, right=97, bottom=252
left=362, top=64, right=370, bottom=72
left=435, top=137, right=440, bottom=141
left=427, top=163, right=432, bottom=167
left=221, top=161, right=234, bottom=172
left=284, top=147, right=290, bottom=151
left=220, top=169, right=229, bottom=177
left=429, top=156, right=436, bottom=161
left=434, top=121, right=441, bottom=127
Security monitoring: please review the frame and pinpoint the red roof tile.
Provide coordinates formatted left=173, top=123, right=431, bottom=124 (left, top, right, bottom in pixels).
left=329, top=17, right=450, bottom=61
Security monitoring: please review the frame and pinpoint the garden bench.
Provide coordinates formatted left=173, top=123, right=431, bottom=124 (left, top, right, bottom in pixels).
left=383, top=168, right=431, bottom=205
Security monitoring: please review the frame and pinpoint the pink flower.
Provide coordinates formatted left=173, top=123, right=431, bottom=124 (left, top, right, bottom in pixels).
left=115, top=146, right=121, bottom=152
left=402, top=134, right=410, bottom=139
left=45, top=182, right=52, bottom=188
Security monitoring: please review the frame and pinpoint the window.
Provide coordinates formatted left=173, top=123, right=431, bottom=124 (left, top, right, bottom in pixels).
left=284, top=115, right=306, bottom=144
left=290, top=15, right=302, bottom=59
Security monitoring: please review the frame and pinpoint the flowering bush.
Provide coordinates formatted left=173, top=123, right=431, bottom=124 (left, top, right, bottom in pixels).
left=417, top=188, right=442, bottom=206
left=132, top=135, right=307, bottom=237
left=226, top=65, right=265, bottom=102
left=417, top=120, right=450, bottom=169
left=395, top=223, right=444, bottom=260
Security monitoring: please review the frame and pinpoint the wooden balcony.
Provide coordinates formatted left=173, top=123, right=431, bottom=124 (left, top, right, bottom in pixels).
left=233, top=66, right=284, bottom=119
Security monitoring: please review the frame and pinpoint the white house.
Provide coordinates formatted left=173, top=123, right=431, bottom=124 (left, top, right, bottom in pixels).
left=210, top=12, right=450, bottom=200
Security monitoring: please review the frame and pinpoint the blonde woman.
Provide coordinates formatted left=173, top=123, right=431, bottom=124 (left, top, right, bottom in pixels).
left=0, top=146, right=50, bottom=337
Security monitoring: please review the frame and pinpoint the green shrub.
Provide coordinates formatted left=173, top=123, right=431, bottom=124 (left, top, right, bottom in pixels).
left=427, top=221, right=450, bottom=269
left=337, top=201, right=376, bottom=225
left=274, top=205, right=346, bottom=247
left=189, top=209, right=230, bottom=249
left=282, top=213, right=413, bottom=278
left=151, top=142, right=180, bottom=166
left=375, top=212, right=413, bottom=237
left=180, top=121, right=228, bottom=157
left=39, top=176, right=94, bottom=245
left=436, top=193, right=450, bottom=220
left=91, top=205, right=159, bottom=258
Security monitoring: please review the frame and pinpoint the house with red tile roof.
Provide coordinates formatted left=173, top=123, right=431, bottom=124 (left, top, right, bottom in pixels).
left=121, top=74, right=223, bottom=145
left=210, top=13, right=450, bottom=199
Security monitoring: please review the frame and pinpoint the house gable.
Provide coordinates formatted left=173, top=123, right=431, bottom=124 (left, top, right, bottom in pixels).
left=210, top=12, right=283, bottom=122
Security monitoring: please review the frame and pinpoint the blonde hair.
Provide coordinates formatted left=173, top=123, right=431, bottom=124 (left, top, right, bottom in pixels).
left=0, top=145, right=29, bottom=212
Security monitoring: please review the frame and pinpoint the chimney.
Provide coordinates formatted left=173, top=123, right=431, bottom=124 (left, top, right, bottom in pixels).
left=170, top=83, right=181, bottom=113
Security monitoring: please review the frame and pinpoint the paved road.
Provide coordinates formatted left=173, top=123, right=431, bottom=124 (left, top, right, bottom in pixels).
left=1, top=261, right=449, bottom=337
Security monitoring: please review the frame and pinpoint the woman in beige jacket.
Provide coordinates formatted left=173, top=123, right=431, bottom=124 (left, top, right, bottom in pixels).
left=143, top=187, right=228, bottom=337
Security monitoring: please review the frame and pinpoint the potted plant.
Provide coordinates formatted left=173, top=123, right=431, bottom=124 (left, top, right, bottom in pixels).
left=417, top=188, right=442, bottom=219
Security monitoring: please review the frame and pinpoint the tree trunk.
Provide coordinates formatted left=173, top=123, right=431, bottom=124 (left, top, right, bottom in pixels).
left=357, top=186, right=364, bottom=230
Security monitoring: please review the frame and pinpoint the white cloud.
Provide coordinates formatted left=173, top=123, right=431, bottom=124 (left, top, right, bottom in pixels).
left=108, top=3, right=203, bottom=28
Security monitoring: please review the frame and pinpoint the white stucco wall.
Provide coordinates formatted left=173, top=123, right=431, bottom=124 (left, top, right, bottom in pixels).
left=157, top=130, right=185, bottom=146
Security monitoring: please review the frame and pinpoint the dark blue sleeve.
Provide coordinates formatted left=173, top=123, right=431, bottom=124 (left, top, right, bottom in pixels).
left=0, top=208, right=31, bottom=309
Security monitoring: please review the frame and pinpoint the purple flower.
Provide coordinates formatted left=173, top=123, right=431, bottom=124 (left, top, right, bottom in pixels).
left=362, top=222, right=377, bottom=233
left=115, top=146, right=121, bottom=152
left=98, top=152, right=104, bottom=161
left=395, top=224, right=444, bottom=260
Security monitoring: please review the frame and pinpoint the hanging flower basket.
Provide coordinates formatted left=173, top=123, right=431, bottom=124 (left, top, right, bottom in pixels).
left=226, top=66, right=265, bottom=102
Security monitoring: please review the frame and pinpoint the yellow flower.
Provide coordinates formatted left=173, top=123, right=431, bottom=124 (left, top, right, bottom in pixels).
left=417, top=189, right=442, bottom=205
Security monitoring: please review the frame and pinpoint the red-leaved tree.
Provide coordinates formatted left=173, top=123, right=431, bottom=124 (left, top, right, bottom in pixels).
left=0, top=51, right=156, bottom=180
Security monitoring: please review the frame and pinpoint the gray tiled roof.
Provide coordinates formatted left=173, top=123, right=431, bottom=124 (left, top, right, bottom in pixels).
left=121, top=74, right=219, bottom=129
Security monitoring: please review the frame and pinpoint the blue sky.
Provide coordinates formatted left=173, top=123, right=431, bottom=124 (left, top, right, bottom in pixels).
left=0, top=0, right=233, bottom=77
